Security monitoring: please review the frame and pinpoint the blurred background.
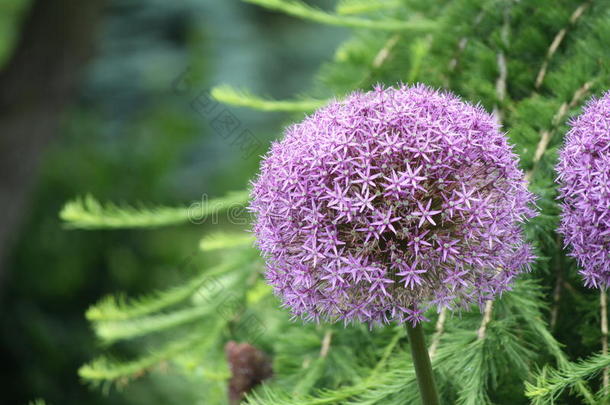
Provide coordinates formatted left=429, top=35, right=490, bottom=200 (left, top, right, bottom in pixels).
left=0, top=1, right=345, bottom=403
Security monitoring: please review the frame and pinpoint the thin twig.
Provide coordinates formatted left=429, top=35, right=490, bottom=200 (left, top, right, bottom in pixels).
left=562, top=280, right=579, bottom=296
left=477, top=300, right=494, bottom=340
left=373, top=34, right=400, bottom=68
left=320, top=330, right=333, bottom=358
left=526, top=80, right=594, bottom=181
left=493, top=51, right=508, bottom=122
left=477, top=7, right=511, bottom=339
left=357, top=34, right=401, bottom=89
left=371, top=329, right=404, bottom=376
left=428, top=307, right=447, bottom=358
left=550, top=235, right=564, bottom=331
left=448, top=11, right=485, bottom=72
left=550, top=265, right=563, bottom=330
left=534, top=1, right=591, bottom=89
left=492, top=8, right=510, bottom=122
left=525, top=2, right=592, bottom=180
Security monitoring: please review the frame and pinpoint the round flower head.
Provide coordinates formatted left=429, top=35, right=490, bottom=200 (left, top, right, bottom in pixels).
left=557, top=91, right=610, bottom=288
left=250, top=84, right=536, bottom=325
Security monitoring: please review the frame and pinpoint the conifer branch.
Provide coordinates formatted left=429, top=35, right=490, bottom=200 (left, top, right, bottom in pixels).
left=211, top=85, right=328, bottom=112
left=92, top=268, right=250, bottom=343
left=93, top=287, right=234, bottom=343
left=86, top=254, right=250, bottom=321
left=79, top=325, right=222, bottom=388
left=514, top=280, right=596, bottom=403
left=250, top=329, right=410, bottom=405
left=243, top=0, right=436, bottom=31
left=335, top=0, right=402, bottom=16
left=534, top=1, right=592, bottom=89
left=60, top=190, right=249, bottom=229
left=532, top=324, right=596, bottom=404
left=526, top=353, right=610, bottom=403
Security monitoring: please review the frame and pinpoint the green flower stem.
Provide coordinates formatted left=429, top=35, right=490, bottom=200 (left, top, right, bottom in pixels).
left=406, top=322, right=440, bottom=405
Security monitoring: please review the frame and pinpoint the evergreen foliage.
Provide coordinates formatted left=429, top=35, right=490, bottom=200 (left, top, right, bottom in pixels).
left=210, top=85, right=327, bottom=112
left=63, top=0, right=610, bottom=403
left=60, top=191, right=249, bottom=230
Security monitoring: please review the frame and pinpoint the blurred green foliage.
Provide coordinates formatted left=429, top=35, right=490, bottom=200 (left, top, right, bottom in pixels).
left=0, top=0, right=30, bottom=65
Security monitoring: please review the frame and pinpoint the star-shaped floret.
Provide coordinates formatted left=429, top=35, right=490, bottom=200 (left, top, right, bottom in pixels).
left=396, top=261, right=427, bottom=289
left=412, top=199, right=442, bottom=227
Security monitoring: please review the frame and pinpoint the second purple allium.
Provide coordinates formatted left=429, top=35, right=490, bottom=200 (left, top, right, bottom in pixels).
left=250, top=84, right=536, bottom=325
left=557, top=91, right=610, bottom=288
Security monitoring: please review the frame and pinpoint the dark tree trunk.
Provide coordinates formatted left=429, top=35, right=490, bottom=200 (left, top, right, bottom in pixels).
left=0, top=0, right=105, bottom=277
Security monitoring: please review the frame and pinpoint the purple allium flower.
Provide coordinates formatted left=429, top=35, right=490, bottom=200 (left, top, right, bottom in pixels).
left=250, top=84, right=536, bottom=325
left=557, top=91, right=610, bottom=288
